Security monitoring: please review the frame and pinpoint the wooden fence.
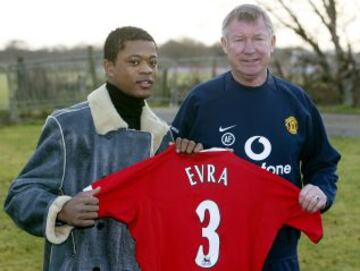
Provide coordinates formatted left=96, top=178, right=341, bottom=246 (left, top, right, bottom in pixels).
left=1, top=50, right=229, bottom=122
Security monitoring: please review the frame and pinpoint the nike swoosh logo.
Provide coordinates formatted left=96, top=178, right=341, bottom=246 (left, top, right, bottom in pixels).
left=219, top=125, right=237, bottom=132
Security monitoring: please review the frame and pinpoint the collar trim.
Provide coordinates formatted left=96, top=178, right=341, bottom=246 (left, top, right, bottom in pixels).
left=87, top=84, right=169, bottom=155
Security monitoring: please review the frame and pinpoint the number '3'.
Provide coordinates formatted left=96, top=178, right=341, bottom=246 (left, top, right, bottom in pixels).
left=195, top=200, right=220, bottom=268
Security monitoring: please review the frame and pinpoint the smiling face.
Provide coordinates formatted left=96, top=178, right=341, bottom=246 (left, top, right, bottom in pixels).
left=104, top=40, right=158, bottom=99
left=221, top=17, right=275, bottom=86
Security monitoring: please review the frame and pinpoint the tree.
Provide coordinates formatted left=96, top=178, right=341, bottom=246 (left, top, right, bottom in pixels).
left=159, top=38, right=224, bottom=59
left=259, top=0, right=360, bottom=106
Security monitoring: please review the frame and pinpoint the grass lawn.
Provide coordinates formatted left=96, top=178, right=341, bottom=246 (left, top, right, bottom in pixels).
left=0, top=123, right=43, bottom=271
left=0, top=123, right=359, bottom=270
left=298, top=137, right=360, bottom=270
left=318, top=104, right=360, bottom=114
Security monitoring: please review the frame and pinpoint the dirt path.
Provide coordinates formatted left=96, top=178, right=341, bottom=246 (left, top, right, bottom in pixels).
left=322, top=113, right=360, bottom=137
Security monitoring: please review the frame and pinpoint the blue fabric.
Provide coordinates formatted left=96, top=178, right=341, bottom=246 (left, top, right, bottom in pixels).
left=263, top=255, right=300, bottom=271
left=172, top=71, right=340, bottom=270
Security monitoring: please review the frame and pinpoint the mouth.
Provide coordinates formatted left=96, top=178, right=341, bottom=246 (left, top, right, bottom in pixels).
left=136, top=79, right=154, bottom=89
left=241, top=58, right=260, bottom=64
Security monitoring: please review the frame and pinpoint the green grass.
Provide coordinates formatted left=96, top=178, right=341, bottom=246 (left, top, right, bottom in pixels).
left=318, top=104, right=360, bottom=114
left=0, top=124, right=359, bottom=270
left=298, top=137, right=360, bottom=270
left=0, top=123, right=43, bottom=271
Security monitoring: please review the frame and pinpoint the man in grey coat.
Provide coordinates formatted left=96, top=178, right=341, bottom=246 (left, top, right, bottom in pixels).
left=4, top=26, right=201, bottom=271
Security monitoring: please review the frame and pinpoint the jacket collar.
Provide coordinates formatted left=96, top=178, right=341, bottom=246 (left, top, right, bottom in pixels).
left=87, top=84, right=169, bottom=155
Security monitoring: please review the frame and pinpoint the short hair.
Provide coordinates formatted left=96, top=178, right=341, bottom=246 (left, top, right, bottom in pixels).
left=104, top=26, right=156, bottom=62
left=222, top=4, right=274, bottom=36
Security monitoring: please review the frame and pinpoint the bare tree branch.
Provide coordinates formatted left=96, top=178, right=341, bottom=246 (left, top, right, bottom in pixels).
left=308, top=0, right=328, bottom=27
left=258, top=0, right=360, bottom=105
left=262, top=0, right=331, bottom=75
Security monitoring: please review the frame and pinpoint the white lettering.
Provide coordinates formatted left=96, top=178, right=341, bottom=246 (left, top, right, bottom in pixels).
left=185, top=167, right=197, bottom=186
left=261, top=162, right=292, bottom=176
left=185, top=164, right=228, bottom=187
left=218, top=168, right=228, bottom=186
left=267, top=165, right=276, bottom=174
left=194, top=165, right=204, bottom=183
left=208, top=164, right=216, bottom=183
left=284, top=164, right=291, bottom=174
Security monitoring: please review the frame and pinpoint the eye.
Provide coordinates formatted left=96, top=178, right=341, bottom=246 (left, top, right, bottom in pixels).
left=254, top=36, right=266, bottom=42
left=150, top=58, right=158, bottom=67
left=233, top=38, right=245, bottom=42
left=128, top=58, right=140, bottom=65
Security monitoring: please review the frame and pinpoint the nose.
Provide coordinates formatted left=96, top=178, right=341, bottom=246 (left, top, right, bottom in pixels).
left=139, top=62, right=154, bottom=74
left=242, top=40, right=256, bottom=54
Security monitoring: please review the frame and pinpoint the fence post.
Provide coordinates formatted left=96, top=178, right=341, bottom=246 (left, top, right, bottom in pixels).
left=170, top=63, right=178, bottom=106
left=211, top=57, right=217, bottom=78
left=8, top=61, right=20, bottom=122
left=161, top=68, right=169, bottom=104
left=9, top=56, right=28, bottom=121
left=87, top=46, right=98, bottom=89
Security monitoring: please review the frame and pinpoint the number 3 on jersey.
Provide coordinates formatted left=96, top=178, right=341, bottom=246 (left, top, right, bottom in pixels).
left=195, top=200, right=220, bottom=268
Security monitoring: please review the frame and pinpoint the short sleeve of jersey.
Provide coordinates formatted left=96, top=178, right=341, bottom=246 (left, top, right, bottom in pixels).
left=284, top=204, right=323, bottom=243
left=256, top=170, right=323, bottom=243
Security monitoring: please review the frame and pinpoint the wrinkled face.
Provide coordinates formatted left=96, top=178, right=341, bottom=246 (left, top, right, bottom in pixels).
left=104, top=40, right=158, bottom=99
left=221, top=18, right=275, bottom=86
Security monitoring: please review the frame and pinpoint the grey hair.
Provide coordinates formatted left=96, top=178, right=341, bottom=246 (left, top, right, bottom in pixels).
left=222, top=4, right=274, bottom=36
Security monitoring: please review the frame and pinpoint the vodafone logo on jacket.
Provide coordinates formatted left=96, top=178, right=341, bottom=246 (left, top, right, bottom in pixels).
left=244, top=136, right=292, bottom=176
left=244, top=136, right=271, bottom=161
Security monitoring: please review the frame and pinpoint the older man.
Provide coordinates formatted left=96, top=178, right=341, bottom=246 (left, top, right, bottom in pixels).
left=172, top=4, right=340, bottom=271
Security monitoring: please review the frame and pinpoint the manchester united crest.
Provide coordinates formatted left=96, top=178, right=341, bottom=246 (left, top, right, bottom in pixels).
left=285, top=116, right=298, bottom=135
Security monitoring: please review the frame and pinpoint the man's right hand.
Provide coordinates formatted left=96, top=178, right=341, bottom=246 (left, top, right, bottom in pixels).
left=57, top=187, right=100, bottom=227
left=175, top=137, right=203, bottom=154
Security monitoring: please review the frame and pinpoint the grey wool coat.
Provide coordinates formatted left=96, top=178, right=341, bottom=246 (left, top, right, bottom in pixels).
left=4, top=84, right=172, bottom=270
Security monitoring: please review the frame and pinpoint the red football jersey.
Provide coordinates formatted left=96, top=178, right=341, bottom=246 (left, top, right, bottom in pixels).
left=90, top=145, right=322, bottom=271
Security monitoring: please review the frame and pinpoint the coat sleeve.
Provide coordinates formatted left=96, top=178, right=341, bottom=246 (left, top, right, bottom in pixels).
left=4, top=116, right=71, bottom=238
left=300, top=96, right=341, bottom=212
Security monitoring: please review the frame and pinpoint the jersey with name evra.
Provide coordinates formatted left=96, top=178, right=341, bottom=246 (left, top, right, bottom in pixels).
left=90, top=145, right=323, bottom=271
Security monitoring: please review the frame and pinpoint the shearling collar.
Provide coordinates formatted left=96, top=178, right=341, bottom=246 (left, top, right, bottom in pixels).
left=87, top=84, right=169, bottom=155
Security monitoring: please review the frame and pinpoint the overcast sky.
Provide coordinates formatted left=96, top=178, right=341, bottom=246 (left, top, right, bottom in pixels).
left=1, top=0, right=359, bottom=50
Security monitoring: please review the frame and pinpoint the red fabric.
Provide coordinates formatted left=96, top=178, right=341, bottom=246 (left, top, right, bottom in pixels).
left=93, top=145, right=322, bottom=271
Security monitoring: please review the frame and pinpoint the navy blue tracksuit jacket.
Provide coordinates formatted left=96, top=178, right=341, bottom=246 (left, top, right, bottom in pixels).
left=172, top=71, right=340, bottom=271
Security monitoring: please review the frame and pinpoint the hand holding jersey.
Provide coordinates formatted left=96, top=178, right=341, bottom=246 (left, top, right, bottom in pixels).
left=174, top=137, right=204, bottom=154
left=58, top=187, right=101, bottom=227
left=299, top=184, right=327, bottom=213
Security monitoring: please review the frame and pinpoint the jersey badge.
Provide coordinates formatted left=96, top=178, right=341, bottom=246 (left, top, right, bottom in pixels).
left=285, top=116, right=298, bottom=135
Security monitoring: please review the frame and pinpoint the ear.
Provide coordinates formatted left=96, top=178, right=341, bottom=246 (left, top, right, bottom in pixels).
left=270, top=35, right=276, bottom=53
left=103, top=59, right=114, bottom=78
left=221, top=37, right=228, bottom=54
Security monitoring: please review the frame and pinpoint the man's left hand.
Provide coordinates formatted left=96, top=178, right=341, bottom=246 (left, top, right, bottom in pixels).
left=175, top=137, right=203, bottom=154
left=299, top=184, right=327, bottom=213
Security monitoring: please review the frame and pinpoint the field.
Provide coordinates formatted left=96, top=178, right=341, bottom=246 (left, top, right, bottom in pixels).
left=0, top=123, right=359, bottom=270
